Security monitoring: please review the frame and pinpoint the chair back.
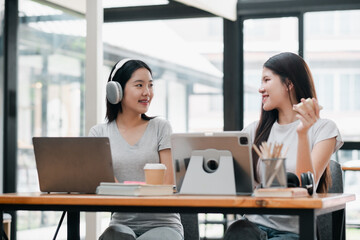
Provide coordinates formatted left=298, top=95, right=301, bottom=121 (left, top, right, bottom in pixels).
left=328, top=159, right=344, bottom=193
left=180, top=213, right=200, bottom=240
left=317, top=160, right=344, bottom=240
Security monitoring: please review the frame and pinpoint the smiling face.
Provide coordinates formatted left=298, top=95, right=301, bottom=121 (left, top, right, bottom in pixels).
left=259, top=67, right=292, bottom=111
left=121, top=67, right=153, bottom=115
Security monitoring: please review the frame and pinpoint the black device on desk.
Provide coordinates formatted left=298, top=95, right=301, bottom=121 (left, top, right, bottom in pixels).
left=171, top=132, right=254, bottom=195
left=33, top=137, right=115, bottom=194
left=287, top=171, right=315, bottom=195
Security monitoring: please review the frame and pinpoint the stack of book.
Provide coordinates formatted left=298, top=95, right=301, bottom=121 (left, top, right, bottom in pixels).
left=96, top=182, right=174, bottom=196
left=253, top=187, right=309, bottom=197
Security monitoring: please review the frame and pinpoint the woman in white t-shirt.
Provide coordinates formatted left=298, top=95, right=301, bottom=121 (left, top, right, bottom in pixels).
left=224, top=52, right=343, bottom=240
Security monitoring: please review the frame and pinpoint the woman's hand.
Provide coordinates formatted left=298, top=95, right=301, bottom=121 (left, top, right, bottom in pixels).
left=293, top=98, right=320, bottom=134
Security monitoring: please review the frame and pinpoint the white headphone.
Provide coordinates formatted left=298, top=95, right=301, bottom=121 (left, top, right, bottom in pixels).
left=106, top=58, right=132, bottom=104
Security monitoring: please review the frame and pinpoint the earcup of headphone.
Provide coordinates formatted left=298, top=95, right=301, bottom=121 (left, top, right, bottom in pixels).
left=106, top=81, right=123, bottom=104
left=301, top=171, right=314, bottom=195
left=287, top=172, right=314, bottom=195
left=287, top=172, right=300, bottom=188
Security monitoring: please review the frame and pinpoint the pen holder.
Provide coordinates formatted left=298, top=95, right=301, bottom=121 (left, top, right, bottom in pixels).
left=260, top=158, right=287, bottom=188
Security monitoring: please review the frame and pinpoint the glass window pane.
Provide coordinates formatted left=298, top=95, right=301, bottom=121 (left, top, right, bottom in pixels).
left=243, top=17, right=298, bottom=126
left=355, top=75, right=360, bottom=110
left=313, top=73, right=335, bottom=110
left=103, top=18, right=224, bottom=133
left=17, top=0, right=86, bottom=237
left=340, top=74, right=350, bottom=111
left=304, top=10, right=360, bottom=142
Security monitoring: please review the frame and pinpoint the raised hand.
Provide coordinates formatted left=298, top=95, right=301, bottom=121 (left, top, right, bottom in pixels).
left=293, top=98, right=321, bottom=134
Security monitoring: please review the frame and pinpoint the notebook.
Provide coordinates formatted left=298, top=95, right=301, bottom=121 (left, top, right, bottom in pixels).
left=32, top=137, right=115, bottom=194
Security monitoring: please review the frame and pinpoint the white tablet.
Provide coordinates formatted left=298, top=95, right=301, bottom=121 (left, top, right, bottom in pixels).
left=171, top=132, right=254, bottom=195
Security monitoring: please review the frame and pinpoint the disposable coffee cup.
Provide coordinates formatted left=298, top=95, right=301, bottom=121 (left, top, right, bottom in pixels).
left=144, top=163, right=167, bottom=185
left=260, top=158, right=287, bottom=188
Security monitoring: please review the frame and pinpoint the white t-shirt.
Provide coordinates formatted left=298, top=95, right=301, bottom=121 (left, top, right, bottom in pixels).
left=243, top=118, right=343, bottom=234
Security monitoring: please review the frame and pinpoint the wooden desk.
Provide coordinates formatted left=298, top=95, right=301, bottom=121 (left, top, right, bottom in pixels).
left=0, top=193, right=355, bottom=240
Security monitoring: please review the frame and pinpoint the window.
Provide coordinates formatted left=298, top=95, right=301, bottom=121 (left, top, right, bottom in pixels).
left=305, top=10, right=360, bottom=142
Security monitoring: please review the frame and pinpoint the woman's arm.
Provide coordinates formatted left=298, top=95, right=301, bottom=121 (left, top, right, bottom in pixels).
left=296, top=135, right=336, bottom=185
left=159, top=149, right=175, bottom=185
left=294, top=98, right=336, bottom=185
left=310, top=138, right=336, bottom=184
left=294, top=98, right=319, bottom=179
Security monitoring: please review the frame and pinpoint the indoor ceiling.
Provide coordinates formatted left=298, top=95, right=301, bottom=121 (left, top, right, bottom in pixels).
left=44, top=0, right=237, bottom=20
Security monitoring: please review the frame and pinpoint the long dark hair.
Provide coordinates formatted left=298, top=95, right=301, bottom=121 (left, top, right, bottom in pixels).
left=252, top=52, right=330, bottom=193
left=106, top=59, right=154, bottom=122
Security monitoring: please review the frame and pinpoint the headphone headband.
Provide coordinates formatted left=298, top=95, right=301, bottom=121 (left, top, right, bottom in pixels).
left=110, top=58, right=132, bottom=81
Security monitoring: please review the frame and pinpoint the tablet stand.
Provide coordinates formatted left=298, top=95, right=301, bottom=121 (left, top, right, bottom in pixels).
left=180, top=149, right=236, bottom=195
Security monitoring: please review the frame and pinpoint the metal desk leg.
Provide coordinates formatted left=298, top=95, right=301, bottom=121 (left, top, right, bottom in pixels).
left=67, top=211, right=80, bottom=240
left=332, top=208, right=346, bottom=240
left=299, top=210, right=316, bottom=240
left=0, top=211, right=3, bottom=240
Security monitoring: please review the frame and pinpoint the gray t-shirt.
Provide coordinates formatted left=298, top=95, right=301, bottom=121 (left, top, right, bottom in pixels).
left=89, top=117, right=183, bottom=236
left=243, top=118, right=343, bottom=234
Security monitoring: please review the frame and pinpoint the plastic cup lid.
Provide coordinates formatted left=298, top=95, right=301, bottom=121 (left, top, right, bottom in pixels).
left=144, top=163, right=167, bottom=170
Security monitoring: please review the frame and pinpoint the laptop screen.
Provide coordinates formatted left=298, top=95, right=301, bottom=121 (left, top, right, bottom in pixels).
left=33, top=137, right=115, bottom=193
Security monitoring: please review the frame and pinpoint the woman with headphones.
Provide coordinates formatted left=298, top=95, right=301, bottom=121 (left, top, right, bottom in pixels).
left=89, top=59, right=183, bottom=240
left=224, top=52, right=343, bottom=240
